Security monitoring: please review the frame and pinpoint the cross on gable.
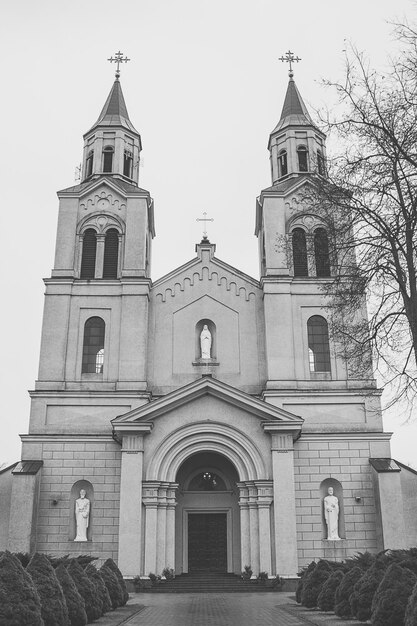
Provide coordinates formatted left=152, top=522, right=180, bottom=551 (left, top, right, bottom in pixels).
left=196, top=211, right=214, bottom=239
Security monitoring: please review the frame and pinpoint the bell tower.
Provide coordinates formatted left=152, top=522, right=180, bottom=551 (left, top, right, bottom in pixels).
left=36, top=54, right=154, bottom=394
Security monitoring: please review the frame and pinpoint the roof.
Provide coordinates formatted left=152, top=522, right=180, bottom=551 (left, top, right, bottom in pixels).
left=270, top=78, right=320, bottom=136
left=12, top=460, right=43, bottom=475
left=85, top=78, right=139, bottom=135
left=58, top=177, right=150, bottom=196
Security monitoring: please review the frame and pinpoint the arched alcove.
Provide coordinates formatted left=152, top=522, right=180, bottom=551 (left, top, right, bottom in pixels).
left=320, top=478, right=345, bottom=540
left=69, top=480, right=94, bottom=542
left=195, top=319, right=217, bottom=361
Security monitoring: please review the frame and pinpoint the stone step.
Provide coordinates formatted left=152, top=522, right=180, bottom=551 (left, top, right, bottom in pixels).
left=140, top=573, right=280, bottom=593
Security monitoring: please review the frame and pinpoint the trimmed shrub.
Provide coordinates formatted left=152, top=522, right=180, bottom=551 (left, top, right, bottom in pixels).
left=27, top=553, right=69, bottom=626
left=84, top=564, right=111, bottom=614
left=99, top=565, right=123, bottom=609
left=301, top=560, right=331, bottom=608
left=334, top=566, right=363, bottom=618
left=350, top=557, right=388, bottom=621
left=0, top=551, right=44, bottom=626
left=14, top=552, right=31, bottom=568
left=103, top=558, right=129, bottom=605
left=405, top=579, right=417, bottom=626
left=55, top=564, right=87, bottom=626
left=371, top=563, right=417, bottom=626
left=317, top=568, right=345, bottom=612
left=296, top=561, right=316, bottom=604
left=68, top=560, right=101, bottom=623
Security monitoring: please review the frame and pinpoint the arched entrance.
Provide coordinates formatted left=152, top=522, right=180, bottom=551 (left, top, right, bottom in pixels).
left=175, top=452, right=240, bottom=574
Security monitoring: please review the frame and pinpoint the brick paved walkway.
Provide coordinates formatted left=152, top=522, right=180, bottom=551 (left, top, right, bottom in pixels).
left=117, top=592, right=361, bottom=626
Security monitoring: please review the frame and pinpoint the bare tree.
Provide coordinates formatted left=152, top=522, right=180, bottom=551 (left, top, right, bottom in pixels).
left=306, top=24, right=417, bottom=412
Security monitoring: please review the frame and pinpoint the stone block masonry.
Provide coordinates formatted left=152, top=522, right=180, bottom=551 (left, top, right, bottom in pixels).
left=35, top=438, right=121, bottom=563
left=294, top=436, right=379, bottom=568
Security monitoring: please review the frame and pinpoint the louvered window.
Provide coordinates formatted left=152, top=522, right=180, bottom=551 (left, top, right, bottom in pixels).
left=103, top=146, right=114, bottom=173
left=317, top=150, right=325, bottom=176
left=103, top=229, right=119, bottom=279
left=80, top=229, right=97, bottom=279
left=278, top=150, right=288, bottom=177
left=308, top=315, right=331, bottom=372
left=292, top=228, right=308, bottom=276
left=297, top=146, right=308, bottom=172
left=123, top=150, right=133, bottom=178
left=85, top=150, right=94, bottom=178
left=82, top=317, right=105, bottom=374
left=314, top=228, right=331, bottom=277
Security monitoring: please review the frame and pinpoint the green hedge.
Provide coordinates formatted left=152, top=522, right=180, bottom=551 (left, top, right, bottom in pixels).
left=0, top=551, right=43, bottom=626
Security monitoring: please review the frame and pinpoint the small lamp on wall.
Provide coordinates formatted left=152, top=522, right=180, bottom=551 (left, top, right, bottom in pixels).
left=51, top=496, right=60, bottom=506
left=354, top=494, right=362, bottom=503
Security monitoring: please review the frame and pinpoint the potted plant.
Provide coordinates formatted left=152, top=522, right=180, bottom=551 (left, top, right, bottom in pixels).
left=162, top=567, right=175, bottom=580
left=241, top=564, right=253, bottom=581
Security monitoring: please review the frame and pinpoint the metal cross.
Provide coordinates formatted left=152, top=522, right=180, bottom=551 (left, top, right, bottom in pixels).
left=108, top=51, right=130, bottom=79
left=279, top=50, right=301, bottom=78
left=196, top=211, right=214, bottom=238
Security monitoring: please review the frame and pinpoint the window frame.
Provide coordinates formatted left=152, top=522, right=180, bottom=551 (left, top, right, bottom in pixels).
left=307, top=315, right=331, bottom=375
left=297, top=145, right=309, bottom=172
left=102, top=145, right=114, bottom=173
left=81, top=316, right=106, bottom=375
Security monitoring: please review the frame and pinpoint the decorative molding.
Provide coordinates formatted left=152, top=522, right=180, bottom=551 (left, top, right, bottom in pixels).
left=121, top=434, right=144, bottom=454
left=155, top=266, right=256, bottom=302
left=79, top=190, right=126, bottom=213
left=77, top=210, right=125, bottom=235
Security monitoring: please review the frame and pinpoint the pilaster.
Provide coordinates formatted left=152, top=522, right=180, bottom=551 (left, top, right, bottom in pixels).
left=117, top=428, right=151, bottom=576
left=263, top=426, right=298, bottom=576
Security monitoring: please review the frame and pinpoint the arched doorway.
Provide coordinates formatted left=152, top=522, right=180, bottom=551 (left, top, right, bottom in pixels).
left=175, top=452, right=240, bottom=574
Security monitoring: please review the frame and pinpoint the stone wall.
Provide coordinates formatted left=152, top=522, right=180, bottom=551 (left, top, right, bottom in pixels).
left=294, top=436, right=379, bottom=568
left=35, top=438, right=121, bottom=563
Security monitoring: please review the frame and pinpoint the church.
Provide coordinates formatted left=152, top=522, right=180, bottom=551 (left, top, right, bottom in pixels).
left=1, top=54, right=416, bottom=582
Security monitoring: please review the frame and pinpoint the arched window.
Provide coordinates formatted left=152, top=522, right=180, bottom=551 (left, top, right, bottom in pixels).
left=103, top=146, right=114, bottom=173
left=317, top=150, right=325, bottom=176
left=82, top=317, right=105, bottom=374
left=307, top=315, right=331, bottom=373
left=123, top=150, right=133, bottom=178
left=292, top=228, right=308, bottom=277
left=102, top=229, right=119, bottom=279
left=278, top=149, right=288, bottom=177
left=85, top=150, right=94, bottom=178
left=80, top=229, right=97, bottom=279
left=297, top=145, right=308, bottom=172
left=314, top=228, right=331, bottom=277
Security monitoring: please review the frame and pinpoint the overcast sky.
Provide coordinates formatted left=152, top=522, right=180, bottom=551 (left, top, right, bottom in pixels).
left=1, top=0, right=416, bottom=468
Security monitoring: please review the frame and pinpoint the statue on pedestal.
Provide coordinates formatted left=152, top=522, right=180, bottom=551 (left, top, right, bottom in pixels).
left=74, top=489, right=90, bottom=542
left=324, top=486, right=340, bottom=540
left=200, top=325, right=212, bottom=359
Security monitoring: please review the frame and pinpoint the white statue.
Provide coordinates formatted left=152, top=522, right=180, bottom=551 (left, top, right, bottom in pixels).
left=324, top=487, right=340, bottom=540
left=200, top=325, right=212, bottom=359
left=74, top=489, right=90, bottom=542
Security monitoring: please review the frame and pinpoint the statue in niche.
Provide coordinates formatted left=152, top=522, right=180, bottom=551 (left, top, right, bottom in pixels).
left=74, top=489, right=90, bottom=542
left=324, top=486, right=340, bottom=540
left=200, top=324, right=212, bottom=359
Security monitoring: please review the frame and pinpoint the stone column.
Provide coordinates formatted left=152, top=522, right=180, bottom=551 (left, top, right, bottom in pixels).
left=237, top=482, right=251, bottom=570
left=267, top=431, right=298, bottom=576
left=143, top=481, right=160, bottom=576
left=255, top=480, right=273, bottom=575
left=165, top=483, right=178, bottom=571
left=248, top=482, right=260, bottom=575
left=94, top=234, right=105, bottom=278
left=117, top=434, right=146, bottom=577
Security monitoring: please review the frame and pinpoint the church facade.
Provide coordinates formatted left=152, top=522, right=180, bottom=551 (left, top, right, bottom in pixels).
left=2, top=66, right=416, bottom=580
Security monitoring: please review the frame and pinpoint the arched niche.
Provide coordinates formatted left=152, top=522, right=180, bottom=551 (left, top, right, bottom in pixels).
left=195, top=319, right=217, bottom=361
left=320, top=478, right=345, bottom=540
left=69, top=480, right=94, bottom=542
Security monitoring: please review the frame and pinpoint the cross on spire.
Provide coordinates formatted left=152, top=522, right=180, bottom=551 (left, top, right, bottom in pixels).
left=108, top=51, right=130, bottom=79
left=196, top=211, right=214, bottom=239
left=279, top=50, right=301, bottom=78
